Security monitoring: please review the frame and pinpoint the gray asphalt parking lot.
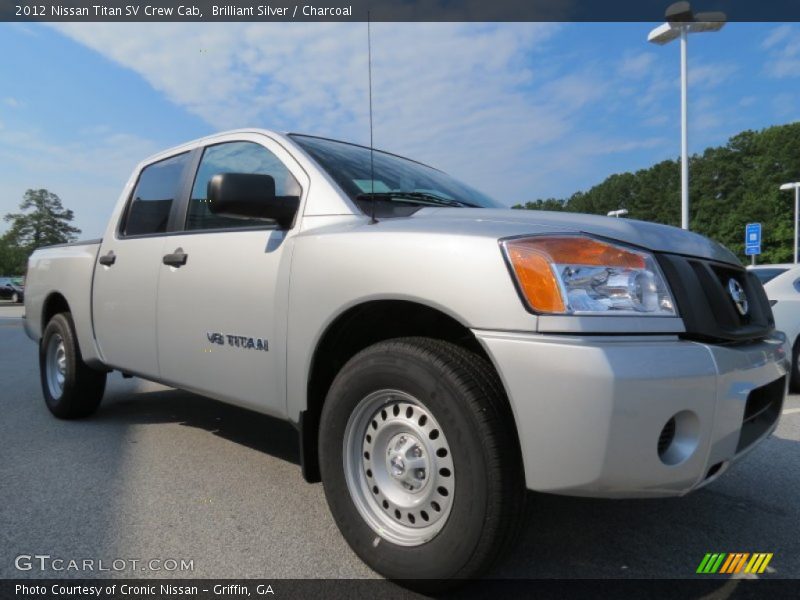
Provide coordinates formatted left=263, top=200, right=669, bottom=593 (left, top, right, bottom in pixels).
left=1, top=300, right=799, bottom=583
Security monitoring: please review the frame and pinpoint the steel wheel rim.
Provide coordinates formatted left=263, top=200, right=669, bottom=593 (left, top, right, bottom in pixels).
left=343, top=389, right=455, bottom=546
left=46, top=334, right=67, bottom=399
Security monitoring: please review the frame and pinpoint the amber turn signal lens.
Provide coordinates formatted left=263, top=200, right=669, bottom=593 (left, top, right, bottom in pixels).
left=503, top=236, right=648, bottom=314
left=504, top=243, right=566, bottom=313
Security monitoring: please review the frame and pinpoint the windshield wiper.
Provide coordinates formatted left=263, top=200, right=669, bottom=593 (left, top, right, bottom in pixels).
left=355, top=191, right=478, bottom=208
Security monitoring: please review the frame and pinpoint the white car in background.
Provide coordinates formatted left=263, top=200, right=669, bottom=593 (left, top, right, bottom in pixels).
left=750, top=263, right=800, bottom=389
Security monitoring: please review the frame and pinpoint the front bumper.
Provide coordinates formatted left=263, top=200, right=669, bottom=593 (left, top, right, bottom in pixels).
left=474, top=330, right=789, bottom=498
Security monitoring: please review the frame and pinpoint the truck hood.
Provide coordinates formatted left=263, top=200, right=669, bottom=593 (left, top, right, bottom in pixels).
left=410, top=208, right=740, bottom=266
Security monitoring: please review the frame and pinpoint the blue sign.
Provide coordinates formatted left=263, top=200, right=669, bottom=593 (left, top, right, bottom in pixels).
left=745, top=223, right=761, bottom=256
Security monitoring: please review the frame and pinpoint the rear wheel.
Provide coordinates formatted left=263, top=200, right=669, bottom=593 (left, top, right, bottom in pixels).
left=11, top=292, right=19, bottom=303
left=39, top=312, right=106, bottom=418
left=319, top=337, right=524, bottom=584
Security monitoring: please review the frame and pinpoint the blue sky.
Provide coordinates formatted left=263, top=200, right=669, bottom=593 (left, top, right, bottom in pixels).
left=1, top=22, right=798, bottom=238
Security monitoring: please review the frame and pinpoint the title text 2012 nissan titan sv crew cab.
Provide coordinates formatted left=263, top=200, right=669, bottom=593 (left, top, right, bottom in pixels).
left=24, top=130, right=788, bottom=582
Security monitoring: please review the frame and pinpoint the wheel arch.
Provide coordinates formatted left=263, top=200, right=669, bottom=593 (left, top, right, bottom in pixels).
left=39, top=291, right=105, bottom=369
left=299, top=298, right=520, bottom=483
left=41, top=292, right=71, bottom=333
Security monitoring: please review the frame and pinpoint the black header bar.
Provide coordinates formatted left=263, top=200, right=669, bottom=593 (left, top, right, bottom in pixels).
left=1, top=0, right=799, bottom=22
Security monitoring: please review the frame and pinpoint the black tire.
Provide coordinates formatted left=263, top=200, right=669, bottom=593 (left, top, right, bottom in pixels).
left=791, top=338, right=800, bottom=393
left=39, top=312, right=106, bottom=419
left=319, top=337, right=524, bottom=585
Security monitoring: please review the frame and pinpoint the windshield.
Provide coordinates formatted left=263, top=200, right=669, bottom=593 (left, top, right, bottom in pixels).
left=290, top=135, right=503, bottom=210
left=752, top=268, right=788, bottom=284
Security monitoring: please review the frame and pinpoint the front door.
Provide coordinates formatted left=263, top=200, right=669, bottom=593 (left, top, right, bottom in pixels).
left=155, top=136, right=306, bottom=417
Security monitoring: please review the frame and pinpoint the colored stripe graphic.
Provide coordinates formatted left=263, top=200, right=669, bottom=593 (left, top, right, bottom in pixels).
left=697, top=553, right=774, bottom=574
left=730, top=554, right=749, bottom=574
left=720, top=553, right=737, bottom=573
left=697, top=553, right=726, bottom=574
left=696, top=554, right=714, bottom=573
left=745, top=553, right=773, bottom=574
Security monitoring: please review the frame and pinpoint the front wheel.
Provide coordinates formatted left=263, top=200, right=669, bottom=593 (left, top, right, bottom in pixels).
left=319, top=337, right=524, bottom=583
left=11, top=292, right=19, bottom=303
left=39, top=312, right=106, bottom=418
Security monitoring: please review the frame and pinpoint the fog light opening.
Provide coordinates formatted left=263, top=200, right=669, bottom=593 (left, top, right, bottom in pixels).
left=658, top=417, right=676, bottom=457
left=705, top=461, right=725, bottom=481
left=658, top=410, right=700, bottom=466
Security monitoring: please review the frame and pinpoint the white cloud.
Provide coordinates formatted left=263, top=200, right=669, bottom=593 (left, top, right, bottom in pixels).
left=762, top=25, right=800, bottom=79
left=0, top=128, right=156, bottom=180
left=618, top=52, right=657, bottom=79
left=49, top=22, right=628, bottom=202
left=762, top=25, right=792, bottom=50
left=4, top=97, right=23, bottom=108
left=0, top=126, right=160, bottom=237
left=8, top=23, right=39, bottom=37
left=643, top=114, right=670, bottom=127
left=739, top=96, right=756, bottom=108
left=34, top=22, right=725, bottom=206
left=688, top=61, right=738, bottom=89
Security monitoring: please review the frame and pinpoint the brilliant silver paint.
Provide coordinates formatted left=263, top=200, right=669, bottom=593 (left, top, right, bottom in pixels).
left=23, top=128, right=787, bottom=498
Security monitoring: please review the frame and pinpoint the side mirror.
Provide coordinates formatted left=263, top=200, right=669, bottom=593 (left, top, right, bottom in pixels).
left=208, top=173, right=300, bottom=230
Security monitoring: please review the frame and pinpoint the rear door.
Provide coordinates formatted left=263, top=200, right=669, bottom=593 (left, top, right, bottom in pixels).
left=92, top=152, right=192, bottom=377
left=155, top=135, right=307, bottom=417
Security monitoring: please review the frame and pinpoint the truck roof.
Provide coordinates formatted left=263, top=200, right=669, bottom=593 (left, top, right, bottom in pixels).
left=138, top=129, right=438, bottom=172
left=138, top=128, right=288, bottom=166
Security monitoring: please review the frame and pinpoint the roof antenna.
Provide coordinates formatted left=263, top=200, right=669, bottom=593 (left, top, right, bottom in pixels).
left=367, top=9, right=378, bottom=224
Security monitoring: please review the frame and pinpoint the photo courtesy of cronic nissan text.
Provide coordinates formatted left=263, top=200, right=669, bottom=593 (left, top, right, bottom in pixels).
left=1, top=0, right=799, bottom=599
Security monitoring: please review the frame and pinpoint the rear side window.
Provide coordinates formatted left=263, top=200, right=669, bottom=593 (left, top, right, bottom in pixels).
left=122, top=152, right=190, bottom=236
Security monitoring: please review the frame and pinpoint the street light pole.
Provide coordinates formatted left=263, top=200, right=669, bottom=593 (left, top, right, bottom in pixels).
left=648, top=2, right=726, bottom=231
left=781, top=182, right=800, bottom=264
left=680, top=27, right=689, bottom=230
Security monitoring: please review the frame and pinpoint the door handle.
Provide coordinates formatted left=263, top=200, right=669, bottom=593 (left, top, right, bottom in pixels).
left=162, top=248, right=188, bottom=268
left=98, top=251, right=116, bottom=266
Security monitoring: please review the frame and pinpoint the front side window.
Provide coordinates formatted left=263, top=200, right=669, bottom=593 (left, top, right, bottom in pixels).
left=186, top=141, right=301, bottom=231
left=122, top=152, right=189, bottom=236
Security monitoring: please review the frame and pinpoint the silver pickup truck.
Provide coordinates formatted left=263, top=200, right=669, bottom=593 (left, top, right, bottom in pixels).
left=24, top=129, right=788, bottom=581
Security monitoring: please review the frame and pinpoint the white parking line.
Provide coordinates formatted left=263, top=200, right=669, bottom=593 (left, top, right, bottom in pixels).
left=783, top=408, right=800, bottom=415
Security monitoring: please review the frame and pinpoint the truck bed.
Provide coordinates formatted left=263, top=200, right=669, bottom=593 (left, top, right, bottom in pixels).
left=24, top=239, right=104, bottom=368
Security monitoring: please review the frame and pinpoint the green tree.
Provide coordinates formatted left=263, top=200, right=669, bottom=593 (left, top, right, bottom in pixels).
left=516, top=122, right=800, bottom=263
left=2, top=189, right=81, bottom=275
left=0, top=232, right=28, bottom=276
left=512, top=198, right=567, bottom=211
left=4, top=188, right=81, bottom=248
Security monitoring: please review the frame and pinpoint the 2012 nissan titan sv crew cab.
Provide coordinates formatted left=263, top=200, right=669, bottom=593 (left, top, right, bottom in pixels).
left=24, top=130, right=788, bottom=582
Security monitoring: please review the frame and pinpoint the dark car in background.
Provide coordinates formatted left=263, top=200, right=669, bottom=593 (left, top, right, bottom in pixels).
left=0, top=277, right=24, bottom=303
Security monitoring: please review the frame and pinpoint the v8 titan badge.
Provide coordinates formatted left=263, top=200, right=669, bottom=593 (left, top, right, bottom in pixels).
left=207, top=332, right=269, bottom=352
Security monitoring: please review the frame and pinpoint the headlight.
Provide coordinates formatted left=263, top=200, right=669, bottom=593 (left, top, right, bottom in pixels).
left=501, top=235, right=677, bottom=316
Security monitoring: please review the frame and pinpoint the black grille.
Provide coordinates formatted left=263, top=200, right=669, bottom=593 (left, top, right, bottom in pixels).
left=658, top=417, right=676, bottom=457
left=657, top=254, right=774, bottom=343
left=736, top=377, right=785, bottom=453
